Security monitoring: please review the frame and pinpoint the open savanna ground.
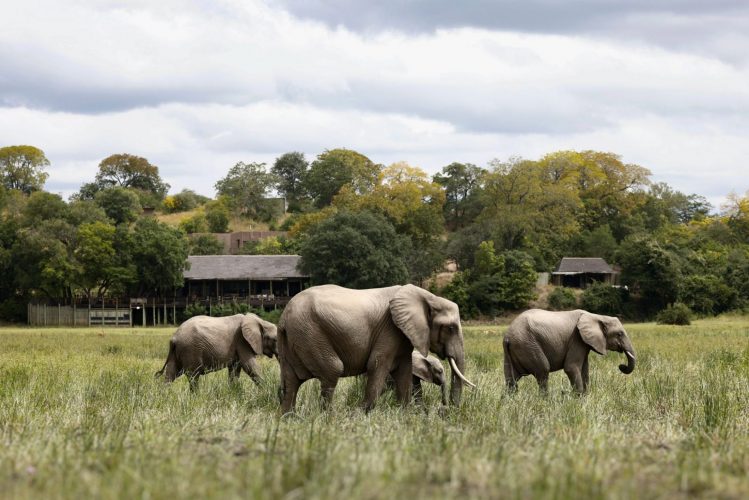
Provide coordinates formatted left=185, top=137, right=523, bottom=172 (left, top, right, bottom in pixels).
left=1, top=318, right=748, bottom=499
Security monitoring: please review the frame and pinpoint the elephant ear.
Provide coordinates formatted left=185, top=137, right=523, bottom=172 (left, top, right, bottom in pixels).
left=577, top=312, right=607, bottom=355
left=390, top=285, right=432, bottom=356
left=240, top=315, right=263, bottom=354
left=411, top=352, right=433, bottom=383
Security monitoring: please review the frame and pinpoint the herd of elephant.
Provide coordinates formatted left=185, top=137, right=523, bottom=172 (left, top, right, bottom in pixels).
left=156, top=284, right=636, bottom=412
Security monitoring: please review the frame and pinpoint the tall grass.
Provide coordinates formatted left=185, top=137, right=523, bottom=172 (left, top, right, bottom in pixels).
left=0, top=319, right=748, bottom=499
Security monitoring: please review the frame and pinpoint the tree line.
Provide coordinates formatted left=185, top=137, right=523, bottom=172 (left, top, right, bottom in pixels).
left=1, top=144, right=747, bottom=322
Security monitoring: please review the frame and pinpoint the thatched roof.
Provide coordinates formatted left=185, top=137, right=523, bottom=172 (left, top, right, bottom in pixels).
left=552, top=257, right=616, bottom=275
left=184, top=255, right=307, bottom=280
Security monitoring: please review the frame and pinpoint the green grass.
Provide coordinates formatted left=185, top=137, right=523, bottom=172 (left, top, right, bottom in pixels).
left=1, top=318, right=748, bottom=499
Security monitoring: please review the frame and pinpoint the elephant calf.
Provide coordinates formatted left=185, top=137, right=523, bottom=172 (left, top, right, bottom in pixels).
left=503, top=309, right=636, bottom=394
left=156, top=313, right=277, bottom=391
left=384, top=351, right=449, bottom=406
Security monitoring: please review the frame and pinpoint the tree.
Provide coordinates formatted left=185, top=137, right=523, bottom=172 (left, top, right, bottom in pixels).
left=239, top=236, right=285, bottom=255
left=163, top=189, right=209, bottom=213
left=615, top=235, right=680, bottom=314
left=0, top=145, right=50, bottom=194
left=333, top=162, right=447, bottom=281
left=305, top=149, right=380, bottom=208
left=272, top=152, right=309, bottom=211
left=299, top=210, right=411, bottom=288
left=73, top=221, right=134, bottom=299
left=129, top=218, right=189, bottom=296
left=21, top=191, right=68, bottom=226
left=467, top=243, right=537, bottom=315
left=95, top=186, right=142, bottom=225
left=189, top=235, right=225, bottom=255
left=94, top=154, right=170, bottom=201
left=205, top=202, right=230, bottom=232
left=179, top=213, right=209, bottom=234
left=214, top=162, right=276, bottom=219
left=433, top=162, right=486, bottom=229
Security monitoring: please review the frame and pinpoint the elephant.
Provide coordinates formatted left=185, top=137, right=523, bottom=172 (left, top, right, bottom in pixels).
left=384, top=351, right=449, bottom=406
left=503, top=309, right=636, bottom=394
left=155, top=313, right=278, bottom=391
left=277, top=284, right=475, bottom=413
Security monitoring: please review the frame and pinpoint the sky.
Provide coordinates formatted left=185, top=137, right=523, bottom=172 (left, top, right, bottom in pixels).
left=1, top=0, right=747, bottom=208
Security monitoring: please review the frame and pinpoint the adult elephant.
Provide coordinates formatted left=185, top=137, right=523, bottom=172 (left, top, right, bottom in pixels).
left=503, top=309, right=635, bottom=394
left=277, top=284, right=475, bottom=412
left=156, top=313, right=277, bottom=390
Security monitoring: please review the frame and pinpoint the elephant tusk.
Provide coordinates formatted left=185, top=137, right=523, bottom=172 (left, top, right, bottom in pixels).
left=449, top=357, right=476, bottom=388
left=625, top=350, right=636, bottom=360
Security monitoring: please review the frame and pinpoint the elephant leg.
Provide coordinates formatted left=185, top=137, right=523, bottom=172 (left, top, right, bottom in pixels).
left=503, top=355, right=519, bottom=393
left=564, top=366, right=585, bottom=394
left=564, top=343, right=589, bottom=394
left=228, top=362, right=241, bottom=385
left=363, top=366, right=390, bottom=412
left=412, top=376, right=423, bottom=404
left=319, top=377, right=339, bottom=410
left=534, top=372, right=549, bottom=395
left=581, top=356, right=590, bottom=392
left=391, top=359, right=413, bottom=407
left=188, top=373, right=200, bottom=392
left=240, top=356, right=262, bottom=386
left=280, top=362, right=302, bottom=414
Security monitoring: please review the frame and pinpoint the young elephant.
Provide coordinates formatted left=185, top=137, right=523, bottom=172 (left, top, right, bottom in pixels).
left=384, top=352, right=449, bottom=406
left=503, top=309, right=636, bottom=394
left=156, top=313, right=277, bottom=391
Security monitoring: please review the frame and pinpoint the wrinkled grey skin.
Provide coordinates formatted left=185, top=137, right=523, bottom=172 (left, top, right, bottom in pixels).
left=503, top=309, right=636, bottom=394
left=156, top=313, right=277, bottom=391
left=277, top=284, right=469, bottom=413
left=385, top=352, right=449, bottom=406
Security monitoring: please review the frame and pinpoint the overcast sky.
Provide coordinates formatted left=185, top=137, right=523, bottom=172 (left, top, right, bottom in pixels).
left=1, top=0, right=747, bottom=208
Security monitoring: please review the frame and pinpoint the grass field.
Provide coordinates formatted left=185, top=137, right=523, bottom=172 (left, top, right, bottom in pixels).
left=1, top=318, right=748, bottom=499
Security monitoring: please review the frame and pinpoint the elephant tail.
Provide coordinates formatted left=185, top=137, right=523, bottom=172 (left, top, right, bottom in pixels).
left=155, top=340, right=178, bottom=381
left=503, top=337, right=518, bottom=382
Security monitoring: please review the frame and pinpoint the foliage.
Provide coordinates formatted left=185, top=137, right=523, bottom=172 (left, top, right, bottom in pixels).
left=305, top=149, right=380, bottom=208
left=179, top=212, right=209, bottom=234
left=547, top=287, right=578, bottom=310
left=678, top=274, right=736, bottom=316
left=566, top=224, right=619, bottom=262
left=465, top=242, right=538, bottom=316
left=239, top=236, right=285, bottom=255
left=205, top=202, right=230, bottom=233
left=299, top=210, right=410, bottom=288
left=0, top=145, right=50, bottom=194
left=439, top=271, right=476, bottom=318
left=433, top=162, right=486, bottom=230
left=580, top=283, right=626, bottom=316
left=94, top=154, right=169, bottom=201
left=129, top=218, right=189, bottom=296
left=615, top=235, right=680, bottom=314
left=73, top=221, right=134, bottom=298
left=272, top=152, right=309, bottom=211
left=21, top=191, right=68, bottom=226
left=163, top=189, right=209, bottom=213
left=189, top=235, right=225, bottom=256
left=214, top=162, right=277, bottom=220
left=656, top=302, right=692, bottom=325
left=94, top=186, right=142, bottom=225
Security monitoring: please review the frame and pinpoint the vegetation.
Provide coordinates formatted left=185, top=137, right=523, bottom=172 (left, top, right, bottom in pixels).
left=656, top=303, right=692, bottom=325
left=1, top=317, right=748, bottom=498
left=2, top=142, right=749, bottom=324
left=548, top=287, right=578, bottom=310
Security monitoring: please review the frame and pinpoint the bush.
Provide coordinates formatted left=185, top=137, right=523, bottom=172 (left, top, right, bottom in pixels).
left=205, top=204, right=230, bottom=233
left=580, top=282, right=626, bottom=316
left=656, top=302, right=692, bottom=325
left=548, top=287, right=577, bottom=310
left=179, top=213, right=208, bottom=234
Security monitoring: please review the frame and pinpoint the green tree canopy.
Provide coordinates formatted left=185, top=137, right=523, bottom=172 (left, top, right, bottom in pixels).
left=305, top=149, right=380, bottom=208
left=433, top=162, right=486, bottom=230
left=272, top=152, right=309, bottom=211
left=0, top=145, right=50, bottom=194
left=188, top=234, right=225, bottom=256
left=299, top=210, right=411, bottom=288
left=95, top=186, right=142, bottom=225
left=214, top=162, right=277, bottom=219
left=94, top=154, right=170, bottom=201
left=129, top=218, right=189, bottom=296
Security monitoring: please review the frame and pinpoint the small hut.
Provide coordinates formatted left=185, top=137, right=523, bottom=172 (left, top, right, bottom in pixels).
left=551, top=257, right=618, bottom=288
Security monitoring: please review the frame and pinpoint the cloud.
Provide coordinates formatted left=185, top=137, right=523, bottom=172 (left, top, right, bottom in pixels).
left=0, top=0, right=746, bottom=206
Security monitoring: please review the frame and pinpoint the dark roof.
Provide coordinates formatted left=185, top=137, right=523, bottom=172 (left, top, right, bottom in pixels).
left=552, top=257, right=616, bottom=275
left=184, top=255, right=307, bottom=280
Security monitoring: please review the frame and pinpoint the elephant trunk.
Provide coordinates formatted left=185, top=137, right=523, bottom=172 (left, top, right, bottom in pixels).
left=447, top=342, right=475, bottom=405
left=619, top=341, right=636, bottom=374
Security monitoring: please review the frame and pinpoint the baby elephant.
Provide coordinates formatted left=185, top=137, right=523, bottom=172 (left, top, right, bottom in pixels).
left=156, top=313, right=277, bottom=391
left=503, top=309, right=636, bottom=394
left=384, top=352, right=449, bottom=406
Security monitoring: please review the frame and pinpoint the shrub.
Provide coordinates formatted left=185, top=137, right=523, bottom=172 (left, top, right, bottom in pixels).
left=656, top=302, right=692, bottom=325
left=179, top=213, right=208, bottom=234
left=205, top=203, right=230, bottom=233
left=580, top=282, right=626, bottom=316
left=548, top=287, right=577, bottom=310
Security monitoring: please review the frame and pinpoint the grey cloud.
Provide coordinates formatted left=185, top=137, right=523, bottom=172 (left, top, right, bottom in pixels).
left=273, top=0, right=749, bottom=63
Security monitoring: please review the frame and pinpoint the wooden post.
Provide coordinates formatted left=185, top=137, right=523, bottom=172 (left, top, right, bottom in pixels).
left=142, top=302, right=146, bottom=327
left=115, top=299, right=119, bottom=327
left=88, top=301, right=91, bottom=327
left=152, top=297, right=156, bottom=327
left=44, top=304, right=47, bottom=326
left=129, top=301, right=133, bottom=328
left=163, top=301, right=167, bottom=326
left=102, top=299, right=105, bottom=327
left=209, top=297, right=212, bottom=316
left=73, top=301, right=76, bottom=327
